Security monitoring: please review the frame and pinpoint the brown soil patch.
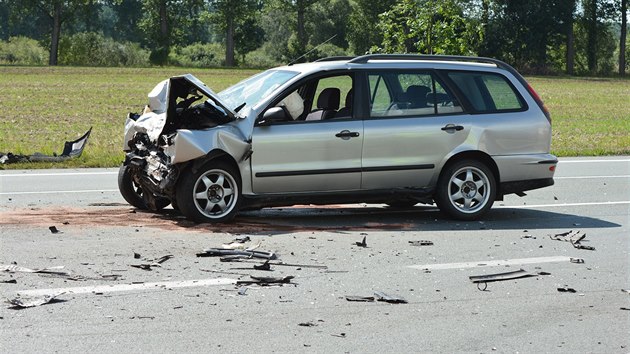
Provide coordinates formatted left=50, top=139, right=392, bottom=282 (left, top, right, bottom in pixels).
left=0, top=206, right=416, bottom=234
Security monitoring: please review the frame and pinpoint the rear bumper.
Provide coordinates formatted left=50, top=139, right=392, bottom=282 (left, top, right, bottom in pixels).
left=500, top=178, right=554, bottom=196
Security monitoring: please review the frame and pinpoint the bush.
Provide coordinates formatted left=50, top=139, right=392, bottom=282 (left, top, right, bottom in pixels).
left=59, top=32, right=149, bottom=67
left=0, top=36, right=47, bottom=65
left=169, top=43, right=224, bottom=68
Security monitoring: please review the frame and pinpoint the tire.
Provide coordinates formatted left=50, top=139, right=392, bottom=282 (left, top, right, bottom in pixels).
left=434, top=159, right=496, bottom=220
left=117, top=164, right=170, bottom=211
left=176, top=160, right=241, bottom=223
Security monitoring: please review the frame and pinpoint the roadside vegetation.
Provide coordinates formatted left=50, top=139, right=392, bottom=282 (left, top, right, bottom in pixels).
left=0, top=66, right=628, bottom=170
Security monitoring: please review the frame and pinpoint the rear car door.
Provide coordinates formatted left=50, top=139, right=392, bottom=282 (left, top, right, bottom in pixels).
left=360, top=70, right=470, bottom=189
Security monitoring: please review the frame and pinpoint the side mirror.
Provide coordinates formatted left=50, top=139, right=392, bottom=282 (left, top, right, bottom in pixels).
left=258, top=106, right=288, bottom=126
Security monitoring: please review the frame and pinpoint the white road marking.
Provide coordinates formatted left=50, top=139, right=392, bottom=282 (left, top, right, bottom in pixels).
left=496, top=201, right=630, bottom=209
left=555, top=175, right=630, bottom=179
left=0, top=189, right=118, bottom=195
left=408, top=256, right=573, bottom=271
left=15, top=278, right=237, bottom=297
left=0, top=172, right=117, bottom=177
left=558, top=159, right=630, bottom=163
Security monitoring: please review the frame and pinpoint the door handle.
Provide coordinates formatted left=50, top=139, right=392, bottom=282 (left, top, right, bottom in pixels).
left=335, top=130, right=360, bottom=139
left=441, top=124, right=464, bottom=132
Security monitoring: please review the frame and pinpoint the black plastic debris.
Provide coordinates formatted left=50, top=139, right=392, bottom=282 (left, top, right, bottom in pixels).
left=550, top=230, right=595, bottom=251
left=408, top=240, right=433, bottom=246
left=557, top=287, right=577, bottom=293
left=0, top=127, right=92, bottom=164
left=236, top=275, right=294, bottom=286
left=134, top=252, right=141, bottom=259
left=219, top=258, right=327, bottom=269
left=355, top=236, right=367, bottom=248
left=130, top=254, right=173, bottom=270
left=1, top=278, right=17, bottom=284
left=570, top=258, right=585, bottom=264
left=253, top=261, right=272, bottom=271
left=298, top=322, right=317, bottom=327
left=197, top=248, right=277, bottom=260
left=374, top=291, right=407, bottom=304
left=234, top=235, right=251, bottom=243
left=7, top=292, right=66, bottom=309
left=469, top=269, right=536, bottom=291
left=49, top=226, right=60, bottom=234
left=345, top=295, right=375, bottom=302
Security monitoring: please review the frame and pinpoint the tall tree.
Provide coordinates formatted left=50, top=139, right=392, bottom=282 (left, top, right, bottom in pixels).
left=15, top=0, right=95, bottom=65
left=269, top=0, right=321, bottom=60
left=211, top=0, right=260, bottom=67
left=348, top=0, right=397, bottom=54
left=620, top=0, right=627, bottom=75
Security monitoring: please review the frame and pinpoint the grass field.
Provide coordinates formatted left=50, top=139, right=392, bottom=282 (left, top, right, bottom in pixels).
left=0, top=66, right=628, bottom=169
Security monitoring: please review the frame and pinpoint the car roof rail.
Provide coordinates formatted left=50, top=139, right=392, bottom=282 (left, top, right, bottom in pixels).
left=314, top=56, right=356, bottom=62
left=348, top=53, right=509, bottom=67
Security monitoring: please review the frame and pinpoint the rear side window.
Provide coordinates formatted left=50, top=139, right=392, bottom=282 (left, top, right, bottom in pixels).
left=447, top=72, right=524, bottom=112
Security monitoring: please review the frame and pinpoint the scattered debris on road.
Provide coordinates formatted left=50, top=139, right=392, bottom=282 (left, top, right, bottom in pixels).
left=49, top=226, right=60, bottom=234
left=570, top=257, right=585, bottom=264
left=197, top=248, right=277, bottom=260
left=469, top=269, right=537, bottom=291
left=374, top=291, right=408, bottom=304
left=550, top=230, right=595, bottom=251
left=557, top=287, right=577, bottom=293
left=1, top=278, right=17, bottom=284
left=0, top=127, right=92, bottom=164
left=298, top=322, right=318, bottom=327
left=408, top=240, right=433, bottom=246
left=345, top=295, right=375, bottom=302
left=236, top=275, right=294, bottom=286
left=253, top=261, right=272, bottom=271
left=7, top=292, right=66, bottom=309
left=130, top=254, right=173, bottom=271
left=219, top=258, right=327, bottom=269
left=2, top=264, right=69, bottom=276
left=355, top=236, right=367, bottom=248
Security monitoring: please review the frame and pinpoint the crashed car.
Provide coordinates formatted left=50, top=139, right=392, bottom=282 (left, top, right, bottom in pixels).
left=119, top=54, right=557, bottom=223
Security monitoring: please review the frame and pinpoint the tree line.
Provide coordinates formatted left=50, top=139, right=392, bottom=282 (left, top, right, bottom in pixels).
left=0, top=0, right=627, bottom=75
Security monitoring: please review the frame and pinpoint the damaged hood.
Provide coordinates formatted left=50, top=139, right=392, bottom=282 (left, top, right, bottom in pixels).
left=124, top=74, right=238, bottom=149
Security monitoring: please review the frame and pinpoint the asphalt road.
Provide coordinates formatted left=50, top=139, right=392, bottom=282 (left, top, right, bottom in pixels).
left=0, top=157, right=629, bottom=353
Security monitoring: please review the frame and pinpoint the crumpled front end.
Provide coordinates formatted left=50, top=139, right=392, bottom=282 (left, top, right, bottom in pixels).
left=120, top=74, right=247, bottom=208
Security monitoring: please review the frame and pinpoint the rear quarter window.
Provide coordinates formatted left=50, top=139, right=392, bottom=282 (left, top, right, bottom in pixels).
left=447, top=71, right=525, bottom=112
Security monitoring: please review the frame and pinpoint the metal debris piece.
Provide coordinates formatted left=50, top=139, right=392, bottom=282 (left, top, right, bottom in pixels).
left=537, top=271, right=552, bottom=276
left=374, top=291, right=407, bottom=304
left=154, top=255, right=173, bottom=264
left=469, top=269, right=534, bottom=284
left=253, top=261, right=272, bottom=271
left=197, top=248, right=277, bottom=260
left=1, top=279, right=17, bottom=284
left=549, top=230, right=595, bottom=251
left=1, top=265, right=69, bottom=276
left=234, top=235, right=250, bottom=243
left=622, top=289, right=630, bottom=295
left=134, top=252, right=141, bottom=259
left=408, top=240, right=433, bottom=246
left=7, top=292, right=65, bottom=308
left=557, top=287, right=577, bottom=293
left=620, top=307, right=630, bottom=311
left=49, top=226, right=60, bottom=234
left=570, top=258, right=585, bottom=264
left=219, top=258, right=327, bottom=269
left=238, top=287, right=248, bottom=296
left=236, top=275, right=294, bottom=286
left=345, top=295, right=375, bottom=302
left=355, top=236, right=367, bottom=247
left=1, top=127, right=92, bottom=164
left=130, top=264, right=154, bottom=271
left=298, top=322, right=317, bottom=327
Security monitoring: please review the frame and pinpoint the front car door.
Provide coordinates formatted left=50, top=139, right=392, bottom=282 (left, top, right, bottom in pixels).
left=251, top=74, right=363, bottom=193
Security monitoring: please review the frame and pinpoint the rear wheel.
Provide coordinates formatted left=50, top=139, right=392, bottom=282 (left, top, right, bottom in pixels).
left=117, top=164, right=170, bottom=210
left=435, top=159, right=496, bottom=220
left=176, top=161, right=241, bottom=223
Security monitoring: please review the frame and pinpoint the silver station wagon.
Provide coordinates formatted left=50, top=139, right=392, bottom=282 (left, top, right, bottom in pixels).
left=119, top=54, right=557, bottom=223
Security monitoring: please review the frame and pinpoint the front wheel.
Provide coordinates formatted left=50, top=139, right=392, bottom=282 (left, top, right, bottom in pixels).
left=118, top=164, right=170, bottom=210
left=176, top=161, right=241, bottom=223
left=435, top=159, right=496, bottom=220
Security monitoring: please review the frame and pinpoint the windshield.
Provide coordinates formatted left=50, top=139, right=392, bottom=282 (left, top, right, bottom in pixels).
left=218, top=69, right=298, bottom=112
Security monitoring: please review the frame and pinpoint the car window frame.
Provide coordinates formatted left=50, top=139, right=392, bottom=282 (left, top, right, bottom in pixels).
left=359, top=69, right=466, bottom=120
left=255, top=70, right=358, bottom=126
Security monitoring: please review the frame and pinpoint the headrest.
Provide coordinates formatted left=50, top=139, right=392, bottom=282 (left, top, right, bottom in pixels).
left=317, top=88, right=340, bottom=110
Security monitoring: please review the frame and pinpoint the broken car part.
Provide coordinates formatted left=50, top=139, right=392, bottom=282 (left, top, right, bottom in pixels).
left=196, top=248, right=277, bottom=260
left=7, top=292, right=66, bottom=309
left=235, top=275, right=294, bottom=285
left=374, top=291, right=408, bottom=304
left=355, top=236, right=367, bottom=247
left=549, top=230, right=595, bottom=251
left=408, top=240, right=433, bottom=246
left=0, top=128, right=91, bottom=164
left=345, top=295, right=375, bottom=302
left=469, top=269, right=537, bottom=290
left=557, top=287, right=577, bottom=293
left=218, top=258, right=327, bottom=269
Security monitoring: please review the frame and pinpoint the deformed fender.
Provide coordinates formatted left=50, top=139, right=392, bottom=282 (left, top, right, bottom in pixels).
left=164, top=126, right=250, bottom=165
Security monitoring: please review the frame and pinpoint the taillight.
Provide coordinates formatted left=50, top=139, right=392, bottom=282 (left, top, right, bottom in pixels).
left=526, top=83, right=551, bottom=123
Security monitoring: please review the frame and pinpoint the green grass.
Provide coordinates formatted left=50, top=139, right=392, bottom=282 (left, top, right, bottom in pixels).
left=0, top=66, right=628, bottom=169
